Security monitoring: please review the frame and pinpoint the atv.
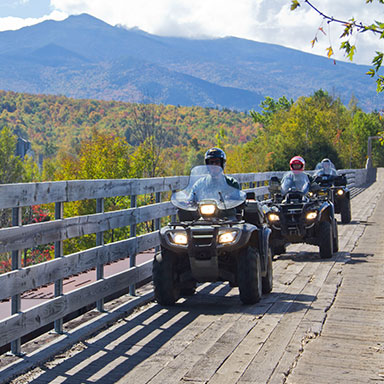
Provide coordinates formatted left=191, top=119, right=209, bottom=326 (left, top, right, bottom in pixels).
left=153, top=165, right=273, bottom=306
left=262, top=171, right=339, bottom=259
left=313, top=161, right=351, bottom=224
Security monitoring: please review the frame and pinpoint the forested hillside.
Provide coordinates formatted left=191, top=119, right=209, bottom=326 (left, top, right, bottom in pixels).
left=1, top=88, right=383, bottom=183
left=0, top=90, right=257, bottom=159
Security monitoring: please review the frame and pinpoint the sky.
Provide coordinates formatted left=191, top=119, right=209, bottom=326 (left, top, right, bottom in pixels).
left=0, top=0, right=383, bottom=66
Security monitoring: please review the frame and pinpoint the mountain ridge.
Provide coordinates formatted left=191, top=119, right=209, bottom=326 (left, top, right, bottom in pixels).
left=0, top=13, right=380, bottom=111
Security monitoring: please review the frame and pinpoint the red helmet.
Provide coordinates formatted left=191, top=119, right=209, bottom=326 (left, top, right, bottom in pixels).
left=289, top=156, right=305, bottom=173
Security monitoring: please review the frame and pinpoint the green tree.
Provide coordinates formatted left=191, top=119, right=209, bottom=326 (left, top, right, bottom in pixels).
left=348, top=110, right=384, bottom=167
left=23, top=155, right=40, bottom=182
left=250, top=96, right=293, bottom=127
left=249, top=91, right=352, bottom=171
left=0, top=126, right=25, bottom=229
left=291, top=0, right=384, bottom=91
left=0, top=126, right=25, bottom=184
left=54, top=129, right=133, bottom=254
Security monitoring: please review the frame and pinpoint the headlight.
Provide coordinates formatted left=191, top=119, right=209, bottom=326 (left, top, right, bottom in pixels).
left=305, top=211, right=318, bottom=220
left=308, top=191, right=314, bottom=197
left=169, top=231, right=188, bottom=245
left=336, top=189, right=344, bottom=196
left=267, top=213, right=280, bottom=222
left=199, top=204, right=216, bottom=216
left=218, top=230, right=238, bottom=244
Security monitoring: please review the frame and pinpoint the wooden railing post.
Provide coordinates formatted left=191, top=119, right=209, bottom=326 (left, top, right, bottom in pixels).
left=171, top=190, right=177, bottom=222
left=129, top=195, right=137, bottom=296
left=11, top=206, right=22, bottom=355
left=96, top=198, right=105, bottom=311
left=54, top=202, right=64, bottom=334
left=155, top=192, right=161, bottom=254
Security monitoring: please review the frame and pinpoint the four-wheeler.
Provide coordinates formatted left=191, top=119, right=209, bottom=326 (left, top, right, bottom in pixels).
left=262, top=171, right=339, bottom=259
left=153, top=165, right=273, bottom=306
left=313, top=160, right=352, bottom=224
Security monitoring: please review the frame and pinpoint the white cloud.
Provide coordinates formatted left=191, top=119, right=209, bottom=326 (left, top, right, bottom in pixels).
left=0, top=10, right=66, bottom=31
left=0, top=0, right=383, bottom=65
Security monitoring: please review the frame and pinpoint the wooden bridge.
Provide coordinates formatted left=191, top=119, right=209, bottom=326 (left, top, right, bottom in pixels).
left=0, top=168, right=382, bottom=383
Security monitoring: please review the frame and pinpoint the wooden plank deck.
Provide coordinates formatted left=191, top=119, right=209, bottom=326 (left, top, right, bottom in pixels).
left=4, top=169, right=384, bottom=384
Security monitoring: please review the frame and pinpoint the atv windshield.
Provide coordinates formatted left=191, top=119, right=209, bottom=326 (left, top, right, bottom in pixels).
left=280, top=171, right=310, bottom=196
left=314, top=160, right=338, bottom=176
left=171, top=165, right=246, bottom=211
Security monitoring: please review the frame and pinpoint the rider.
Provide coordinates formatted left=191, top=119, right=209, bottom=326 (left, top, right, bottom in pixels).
left=187, top=148, right=241, bottom=217
left=315, top=158, right=338, bottom=177
left=204, top=147, right=240, bottom=189
left=281, top=156, right=311, bottom=195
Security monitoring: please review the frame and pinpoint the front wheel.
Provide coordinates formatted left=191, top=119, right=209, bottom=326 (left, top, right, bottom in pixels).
left=319, top=221, right=333, bottom=259
left=262, top=247, right=273, bottom=294
left=153, top=249, right=180, bottom=305
left=340, top=198, right=351, bottom=224
left=237, top=246, right=262, bottom=304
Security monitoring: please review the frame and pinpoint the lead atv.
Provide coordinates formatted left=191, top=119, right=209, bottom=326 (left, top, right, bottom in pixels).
left=262, top=171, right=339, bottom=259
left=313, top=160, right=351, bottom=224
left=153, top=165, right=273, bottom=305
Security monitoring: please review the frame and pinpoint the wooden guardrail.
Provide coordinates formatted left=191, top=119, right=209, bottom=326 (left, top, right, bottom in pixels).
left=0, top=168, right=369, bottom=355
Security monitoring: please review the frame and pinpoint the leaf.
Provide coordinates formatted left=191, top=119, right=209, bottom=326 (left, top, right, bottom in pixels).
left=372, top=52, right=384, bottom=71
left=340, top=41, right=351, bottom=52
left=290, top=0, right=301, bottom=11
left=340, top=23, right=353, bottom=38
left=326, top=46, right=334, bottom=58
left=347, top=45, right=356, bottom=61
left=366, top=69, right=375, bottom=77
left=374, top=20, right=384, bottom=29
left=376, top=76, right=384, bottom=93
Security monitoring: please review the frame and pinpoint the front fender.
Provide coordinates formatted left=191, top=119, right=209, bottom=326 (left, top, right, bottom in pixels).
left=255, top=225, right=271, bottom=275
left=319, top=201, right=334, bottom=222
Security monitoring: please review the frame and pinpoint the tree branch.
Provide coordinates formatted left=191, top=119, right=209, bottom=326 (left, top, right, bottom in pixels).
left=303, top=0, right=383, bottom=34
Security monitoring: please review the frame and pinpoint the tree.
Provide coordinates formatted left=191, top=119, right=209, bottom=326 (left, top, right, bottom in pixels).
left=54, top=129, right=133, bottom=253
left=250, top=96, right=293, bottom=127
left=0, top=126, right=25, bottom=184
left=291, top=0, right=384, bottom=91
left=126, top=104, right=169, bottom=178
left=249, top=91, right=353, bottom=170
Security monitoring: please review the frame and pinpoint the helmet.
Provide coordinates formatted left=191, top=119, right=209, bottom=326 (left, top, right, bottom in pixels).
left=320, top=158, right=333, bottom=174
left=204, top=147, right=226, bottom=168
left=321, top=158, right=331, bottom=167
left=289, top=156, right=305, bottom=174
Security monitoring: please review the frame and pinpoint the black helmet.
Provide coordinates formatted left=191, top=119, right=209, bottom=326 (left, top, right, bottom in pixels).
left=204, top=147, right=226, bottom=168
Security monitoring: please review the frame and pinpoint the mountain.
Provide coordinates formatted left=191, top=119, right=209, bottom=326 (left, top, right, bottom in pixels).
left=0, top=14, right=381, bottom=111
